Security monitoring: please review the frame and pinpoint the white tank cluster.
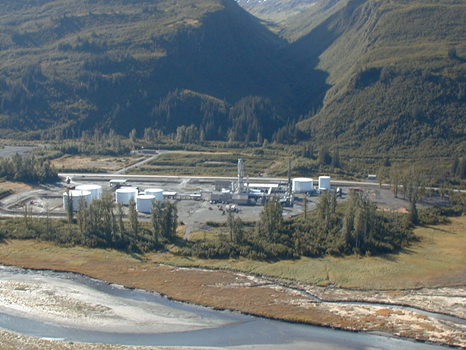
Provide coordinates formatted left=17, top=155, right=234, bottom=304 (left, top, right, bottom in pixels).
left=144, top=188, right=163, bottom=201
left=137, top=195, right=156, bottom=213
left=292, top=178, right=313, bottom=193
left=63, top=190, right=92, bottom=211
left=75, top=184, right=102, bottom=201
left=115, top=187, right=138, bottom=205
left=319, top=176, right=331, bottom=191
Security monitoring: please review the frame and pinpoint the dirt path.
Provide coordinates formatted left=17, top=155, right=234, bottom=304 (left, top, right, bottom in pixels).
left=114, top=153, right=164, bottom=174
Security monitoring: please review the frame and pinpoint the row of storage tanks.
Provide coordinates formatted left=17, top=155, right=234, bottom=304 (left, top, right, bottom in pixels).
left=115, top=188, right=163, bottom=212
left=64, top=177, right=330, bottom=211
left=63, top=185, right=164, bottom=213
left=292, top=176, right=331, bottom=193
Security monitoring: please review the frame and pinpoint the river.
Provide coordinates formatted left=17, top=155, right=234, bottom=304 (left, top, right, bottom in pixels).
left=0, top=265, right=448, bottom=349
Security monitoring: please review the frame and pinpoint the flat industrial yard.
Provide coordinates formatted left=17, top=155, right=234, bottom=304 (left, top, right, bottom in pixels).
left=0, top=176, right=309, bottom=239
left=0, top=173, right=427, bottom=239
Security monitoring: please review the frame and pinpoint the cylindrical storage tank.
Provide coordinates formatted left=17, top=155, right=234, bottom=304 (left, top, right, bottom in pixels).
left=63, top=190, right=92, bottom=211
left=115, top=187, right=138, bottom=205
left=137, top=195, right=155, bottom=213
left=292, top=178, right=314, bottom=193
left=144, top=188, right=164, bottom=201
left=319, top=176, right=331, bottom=191
left=75, top=184, right=102, bottom=201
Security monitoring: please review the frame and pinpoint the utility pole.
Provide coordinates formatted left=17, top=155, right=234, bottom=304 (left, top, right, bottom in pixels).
left=286, top=159, right=293, bottom=206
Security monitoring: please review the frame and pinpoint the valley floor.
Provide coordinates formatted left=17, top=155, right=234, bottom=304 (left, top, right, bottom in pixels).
left=0, top=217, right=464, bottom=348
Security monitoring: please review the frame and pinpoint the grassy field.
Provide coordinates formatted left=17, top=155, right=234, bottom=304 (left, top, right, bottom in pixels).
left=157, top=216, right=466, bottom=289
left=128, top=151, right=278, bottom=177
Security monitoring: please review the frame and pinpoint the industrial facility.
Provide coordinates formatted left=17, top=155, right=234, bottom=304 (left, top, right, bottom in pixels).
left=62, top=159, right=332, bottom=213
left=62, top=190, right=92, bottom=211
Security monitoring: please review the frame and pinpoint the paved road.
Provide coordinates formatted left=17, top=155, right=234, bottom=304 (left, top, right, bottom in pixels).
left=58, top=172, right=466, bottom=193
left=59, top=172, right=376, bottom=185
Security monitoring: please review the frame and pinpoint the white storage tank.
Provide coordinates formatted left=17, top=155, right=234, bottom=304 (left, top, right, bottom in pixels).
left=144, top=188, right=164, bottom=201
left=292, top=178, right=314, bottom=193
left=116, top=187, right=138, bottom=205
left=137, top=195, right=155, bottom=213
left=63, top=190, right=92, bottom=211
left=319, top=176, right=331, bottom=191
left=75, top=184, right=102, bottom=201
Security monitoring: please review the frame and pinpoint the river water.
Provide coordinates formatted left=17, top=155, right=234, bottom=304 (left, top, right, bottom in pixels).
left=0, top=266, right=447, bottom=349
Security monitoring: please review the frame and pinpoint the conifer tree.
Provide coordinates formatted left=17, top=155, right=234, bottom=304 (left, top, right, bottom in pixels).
left=128, top=198, right=138, bottom=236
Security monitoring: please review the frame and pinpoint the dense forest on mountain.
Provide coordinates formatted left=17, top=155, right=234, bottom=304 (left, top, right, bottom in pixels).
left=289, top=0, right=465, bottom=158
left=0, top=0, right=464, bottom=159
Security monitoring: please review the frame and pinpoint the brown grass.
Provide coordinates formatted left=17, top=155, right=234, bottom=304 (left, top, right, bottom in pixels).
left=156, top=216, right=466, bottom=289
left=51, top=155, right=143, bottom=171
left=0, top=181, right=34, bottom=191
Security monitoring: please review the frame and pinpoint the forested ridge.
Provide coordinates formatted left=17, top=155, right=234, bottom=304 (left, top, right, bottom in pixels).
left=0, top=0, right=464, bottom=158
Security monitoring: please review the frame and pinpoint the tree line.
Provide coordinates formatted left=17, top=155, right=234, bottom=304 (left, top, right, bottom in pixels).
left=68, top=192, right=179, bottom=252
left=185, top=191, right=416, bottom=260
left=0, top=154, right=57, bottom=183
left=4, top=192, right=179, bottom=254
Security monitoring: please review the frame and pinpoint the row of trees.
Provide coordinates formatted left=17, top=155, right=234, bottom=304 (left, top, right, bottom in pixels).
left=54, top=129, right=130, bottom=156
left=0, top=154, right=57, bottom=183
left=326, top=191, right=412, bottom=255
left=63, top=192, right=178, bottom=252
left=18, top=90, right=306, bottom=148
left=189, top=201, right=293, bottom=260
left=187, top=191, right=415, bottom=260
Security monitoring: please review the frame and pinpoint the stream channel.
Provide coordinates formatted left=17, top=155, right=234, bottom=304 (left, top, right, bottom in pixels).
left=0, top=265, right=452, bottom=349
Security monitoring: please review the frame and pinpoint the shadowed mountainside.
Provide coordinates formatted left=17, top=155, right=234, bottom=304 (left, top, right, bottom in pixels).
left=286, top=0, right=465, bottom=156
left=0, top=0, right=328, bottom=139
left=0, top=0, right=464, bottom=157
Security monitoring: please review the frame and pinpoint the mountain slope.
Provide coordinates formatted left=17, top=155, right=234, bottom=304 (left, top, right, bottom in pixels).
left=290, top=0, right=465, bottom=156
left=236, top=0, right=320, bottom=37
left=0, top=0, right=464, bottom=158
left=0, top=0, right=299, bottom=137
left=237, top=0, right=347, bottom=42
